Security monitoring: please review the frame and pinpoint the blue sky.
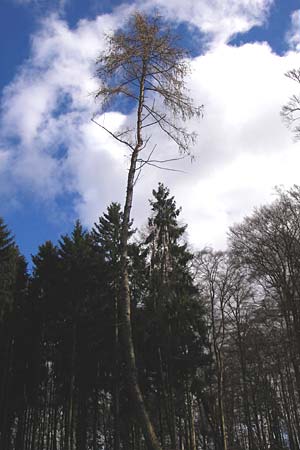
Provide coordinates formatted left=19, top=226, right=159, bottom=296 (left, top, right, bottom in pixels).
left=1, top=0, right=300, bottom=267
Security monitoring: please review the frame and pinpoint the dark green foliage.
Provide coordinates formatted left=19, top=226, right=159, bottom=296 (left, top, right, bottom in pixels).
left=144, top=184, right=206, bottom=375
left=92, top=203, right=124, bottom=264
left=0, top=220, right=28, bottom=449
left=2, top=186, right=300, bottom=450
left=0, top=218, right=19, bottom=319
left=136, top=184, right=207, bottom=449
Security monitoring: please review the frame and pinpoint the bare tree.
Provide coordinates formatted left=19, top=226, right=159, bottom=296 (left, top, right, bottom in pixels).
left=195, top=249, right=232, bottom=450
left=94, top=12, right=202, bottom=450
left=229, top=186, right=300, bottom=399
left=281, top=68, right=300, bottom=139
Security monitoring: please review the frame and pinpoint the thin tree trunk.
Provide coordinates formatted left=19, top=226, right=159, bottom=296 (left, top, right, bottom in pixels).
left=119, top=59, right=162, bottom=450
left=66, top=320, right=76, bottom=450
left=0, top=335, right=13, bottom=449
left=113, top=293, right=121, bottom=450
left=93, top=387, right=98, bottom=450
left=217, top=353, right=227, bottom=450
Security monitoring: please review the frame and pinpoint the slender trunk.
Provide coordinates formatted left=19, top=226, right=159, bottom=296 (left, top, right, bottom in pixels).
left=186, top=385, right=196, bottom=450
left=77, top=377, right=87, bottom=450
left=217, top=352, right=227, bottom=450
left=113, top=293, right=120, bottom=450
left=16, top=408, right=25, bottom=450
left=166, top=364, right=178, bottom=450
left=66, top=320, right=76, bottom=450
left=52, top=404, right=58, bottom=450
left=30, top=403, right=39, bottom=450
left=119, top=59, right=162, bottom=450
left=93, top=387, right=98, bottom=450
left=237, top=329, right=254, bottom=450
left=158, top=389, right=165, bottom=448
left=158, top=347, right=175, bottom=447
left=0, top=335, right=13, bottom=449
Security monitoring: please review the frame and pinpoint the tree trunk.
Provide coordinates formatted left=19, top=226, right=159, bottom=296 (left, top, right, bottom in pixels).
left=65, top=321, right=76, bottom=450
left=113, top=293, right=121, bottom=450
left=119, top=60, right=162, bottom=450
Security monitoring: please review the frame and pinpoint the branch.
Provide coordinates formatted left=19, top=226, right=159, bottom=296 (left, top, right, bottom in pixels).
left=149, top=155, right=187, bottom=164
left=136, top=145, right=157, bottom=171
left=91, top=118, right=135, bottom=150
left=145, top=162, right=187, bottom=173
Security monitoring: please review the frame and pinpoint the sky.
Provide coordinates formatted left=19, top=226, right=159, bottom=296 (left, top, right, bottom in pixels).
left=1, top=0, right=300, bottom=266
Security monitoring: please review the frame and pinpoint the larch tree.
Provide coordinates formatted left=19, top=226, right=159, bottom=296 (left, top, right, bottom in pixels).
left=94, top=12, right=202, bottom=450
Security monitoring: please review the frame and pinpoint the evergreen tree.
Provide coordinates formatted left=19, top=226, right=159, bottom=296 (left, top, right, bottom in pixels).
left=92, top=203, right=140, bottom=450
left=92, top=203, right=124, bottom=265
left=142, top=184, right=207, bottom=450
left=0, top=218, right=29, bottom=449
left=93, top=204, right=124, bottom=450
left=0, top=217, right=18, bottom=320
left=58, top=220, right=107, bottom=450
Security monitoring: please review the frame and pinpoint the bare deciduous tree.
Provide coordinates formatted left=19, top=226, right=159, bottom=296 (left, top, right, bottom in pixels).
left=281, top=68, right=300, bottom=139
left=94, top=12, right=202, bottom=450
left=194, top=249, right=232, bottom=450
left=229, top=186, right=300, bottom=397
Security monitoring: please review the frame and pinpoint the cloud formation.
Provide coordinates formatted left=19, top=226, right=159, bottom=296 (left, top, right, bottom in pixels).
left=286, top=9, right=300, bottom=52
left=142, top=0, right=274, bottom=45
left=1, top=3, right=300, bottom=251
left=0, top=11, right=129, bottom=208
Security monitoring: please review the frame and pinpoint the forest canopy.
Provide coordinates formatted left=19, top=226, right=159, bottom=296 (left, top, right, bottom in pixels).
left=1, top=183, right=300, bottom=450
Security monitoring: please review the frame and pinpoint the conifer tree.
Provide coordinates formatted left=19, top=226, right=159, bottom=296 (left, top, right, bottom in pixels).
left=142, top=184, right=207, bottom=450
left=95, top=14, right=202, bottom=450
left=93, top=204, right=124, bottom=450
left=0, top=217, right=18, bottom=320
left=0, top=218, right=28, bottom=449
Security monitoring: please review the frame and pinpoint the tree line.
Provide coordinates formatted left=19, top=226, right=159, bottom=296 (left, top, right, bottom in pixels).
left=1, top=183, right=300, bottom=450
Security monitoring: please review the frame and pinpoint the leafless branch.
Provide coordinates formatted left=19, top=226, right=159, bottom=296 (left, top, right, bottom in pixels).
left=91, top=118, right=134, bottom=150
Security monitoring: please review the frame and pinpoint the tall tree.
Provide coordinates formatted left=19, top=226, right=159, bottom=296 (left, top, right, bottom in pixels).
left=0, top=218, right=28, bottom=449
left=94, top=13, right=202, bottom=450
left=92, top=203, right=127, bottom=450
left=195, top=249, right=232, bottom=450
left=142, top=184, right=207, bottom=450
left=0, top=217, right=18, bottom=320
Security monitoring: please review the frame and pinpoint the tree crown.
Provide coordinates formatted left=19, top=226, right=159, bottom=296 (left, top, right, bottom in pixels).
left=95, top=12, right=202, bottom=155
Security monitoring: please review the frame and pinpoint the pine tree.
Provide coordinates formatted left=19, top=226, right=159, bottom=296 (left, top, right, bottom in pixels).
left=142, top=184, right=207, bottom=450
left=59, top=221, right=99, bottom=450
left=92, top=203, right=141, bottom=450
left=0, top=219, right=29, bottom=449
left=93, top=205, right=124, bottom=450
left=0, top=217, right=18, bottom=320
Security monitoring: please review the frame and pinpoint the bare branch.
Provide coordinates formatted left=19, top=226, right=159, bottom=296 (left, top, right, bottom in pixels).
left=145, top=162, right=187, bottom=173
left=92, top=16, right=203, bottom=449
left=91, top=118, right=134, bottom=150
left=281, top=68, right=300, bottom=140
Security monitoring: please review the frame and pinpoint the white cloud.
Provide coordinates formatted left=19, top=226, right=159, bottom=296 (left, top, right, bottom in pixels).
left=126, top=41, right=300, bottom=250
left=175, top=43, right=300, bottom=249
left=142, top=0, right=274, bottom=45
left=286, top=9, right=300, bottom=51
left=0, top=11, right=131, bottom=211
left=1, top=4, right=300, bottom=252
